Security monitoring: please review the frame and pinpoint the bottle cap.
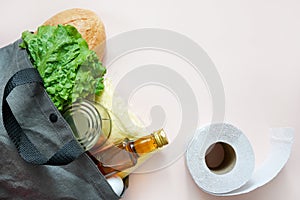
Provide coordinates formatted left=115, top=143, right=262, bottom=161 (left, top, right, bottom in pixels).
left=153, top=129, right=169, bottom=148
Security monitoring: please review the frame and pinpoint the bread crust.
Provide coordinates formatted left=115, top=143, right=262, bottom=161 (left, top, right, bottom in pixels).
left=43, top=8, right=106, bottom=59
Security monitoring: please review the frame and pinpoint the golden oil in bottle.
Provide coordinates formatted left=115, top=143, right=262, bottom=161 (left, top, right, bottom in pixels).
left=88, top=129, right=168, bottom=178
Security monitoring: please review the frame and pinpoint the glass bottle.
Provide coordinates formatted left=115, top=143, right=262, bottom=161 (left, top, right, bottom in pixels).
left=88, top=129, right=169, bottom=178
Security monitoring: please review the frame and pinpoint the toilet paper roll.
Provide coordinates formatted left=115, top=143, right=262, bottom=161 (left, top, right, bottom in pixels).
left=186, top=123, right=294, bottom=196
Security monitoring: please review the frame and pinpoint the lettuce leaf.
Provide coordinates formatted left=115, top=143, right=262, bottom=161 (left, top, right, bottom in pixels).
left=20, top=25, right=106, bottom=111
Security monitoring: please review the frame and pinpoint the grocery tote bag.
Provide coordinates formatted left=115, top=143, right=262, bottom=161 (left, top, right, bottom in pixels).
left=0, top=39, right=120, bottom=200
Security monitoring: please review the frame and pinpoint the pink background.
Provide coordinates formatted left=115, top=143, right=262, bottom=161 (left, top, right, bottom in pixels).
left=1, top=0, right=299, bottom=199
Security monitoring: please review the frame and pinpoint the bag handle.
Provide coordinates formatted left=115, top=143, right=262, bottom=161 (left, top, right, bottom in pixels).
left=2, top=68, right=84, bottom=165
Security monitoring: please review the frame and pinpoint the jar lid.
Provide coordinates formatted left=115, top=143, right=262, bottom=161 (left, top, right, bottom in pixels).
left=63, top=100, right=103, bottom=150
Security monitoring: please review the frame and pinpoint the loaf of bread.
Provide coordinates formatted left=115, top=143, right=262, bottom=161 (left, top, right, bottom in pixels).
left=43, top=8, right=106, bottom=60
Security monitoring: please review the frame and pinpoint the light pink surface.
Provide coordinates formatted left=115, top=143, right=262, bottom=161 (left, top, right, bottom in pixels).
left=1, top=0, right=299, bottom=199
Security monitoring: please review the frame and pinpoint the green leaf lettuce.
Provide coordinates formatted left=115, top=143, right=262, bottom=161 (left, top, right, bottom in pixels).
left=20, top=25, right=106, bottom=111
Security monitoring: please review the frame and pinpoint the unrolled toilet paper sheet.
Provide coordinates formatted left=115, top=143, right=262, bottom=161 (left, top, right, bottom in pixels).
left=186, top=123, right=294, bottom=196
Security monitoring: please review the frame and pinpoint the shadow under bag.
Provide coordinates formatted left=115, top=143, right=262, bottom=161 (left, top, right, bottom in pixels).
left=0, top=39, right=120, bottom=200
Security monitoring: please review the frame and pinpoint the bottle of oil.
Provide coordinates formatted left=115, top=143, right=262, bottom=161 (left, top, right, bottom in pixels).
left=87, top=129, right=169, bottom=178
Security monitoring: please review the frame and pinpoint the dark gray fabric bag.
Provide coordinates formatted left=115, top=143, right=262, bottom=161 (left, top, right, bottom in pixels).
left=0, top=39, right=120, bottom=200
